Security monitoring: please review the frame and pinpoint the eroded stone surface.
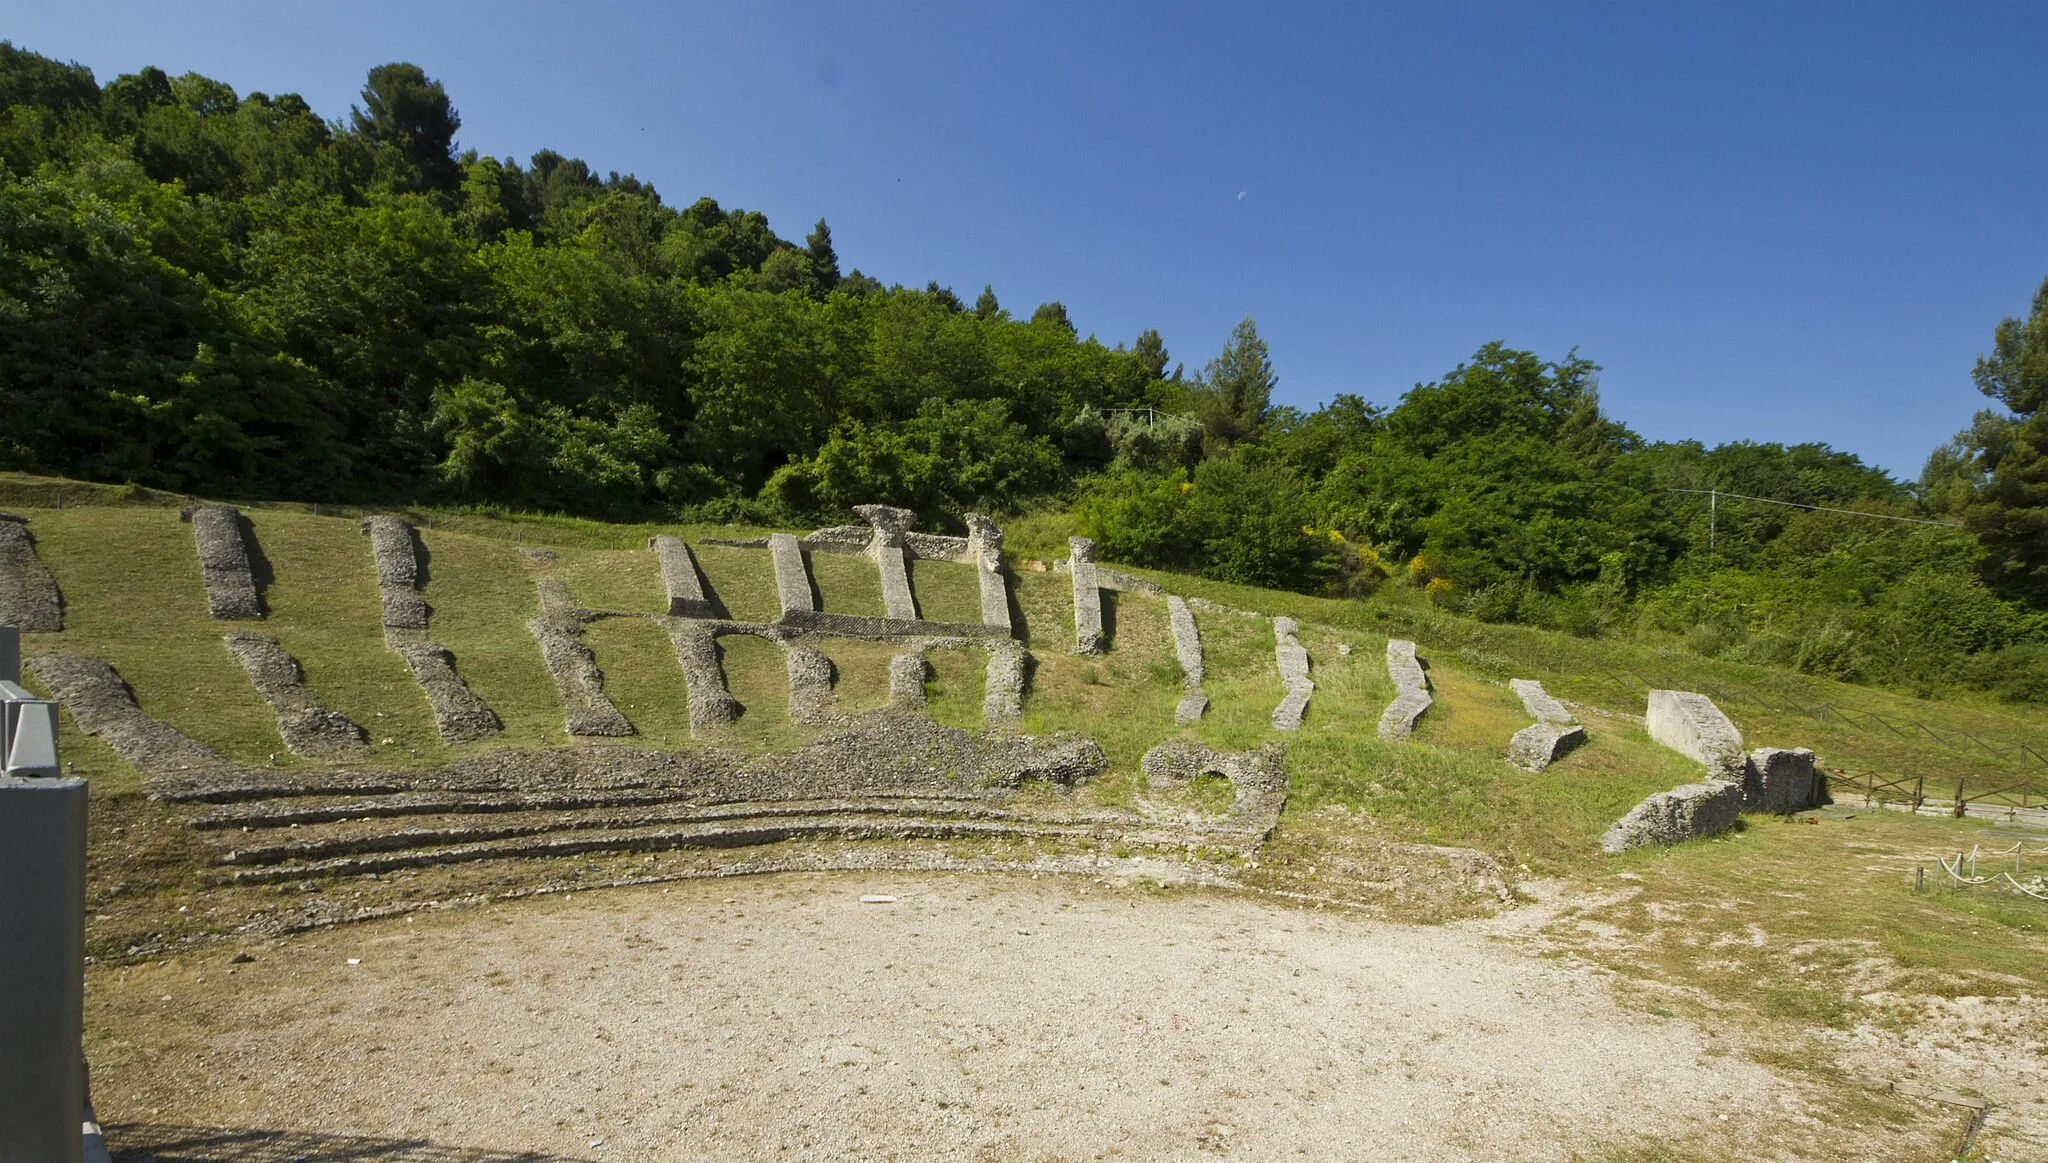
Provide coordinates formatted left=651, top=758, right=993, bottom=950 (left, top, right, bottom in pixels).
left=184, top=504, right=261, bottom=620
left=223, top=632, right=368, bottom=758
left=1270, top=617, right=1314, bottom=731
left=982, top=639, right=1025, bottom=724
left=786, top=642, right=838, bottom=724
left=1376, top=639, right=1432, bottom=740
left=888, top=649, right=927, bottom=710
left=1069, top=537, right=1104, bottom=655
left=649, top=536, right=718, bottom=618
left=0, top=519, right=62, bottom=631
left=1745, top=746, right=1826, bottom=813
left=362, top=516, right=427, bottom=630
left=1646, top=690, right=1746, bottom=781
left=1600, top=780, right=1743, bottom=853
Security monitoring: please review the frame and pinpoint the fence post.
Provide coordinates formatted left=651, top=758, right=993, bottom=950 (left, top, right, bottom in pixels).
left=1865, top=771, right=1873, bottom=808
left=1954, top=778, right=1967, bottom=819
left=1913, top=775, right=1924, bottom=813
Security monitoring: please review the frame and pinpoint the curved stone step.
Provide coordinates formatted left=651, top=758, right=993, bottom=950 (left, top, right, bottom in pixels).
left=218, top=813, right=1107, bottom=884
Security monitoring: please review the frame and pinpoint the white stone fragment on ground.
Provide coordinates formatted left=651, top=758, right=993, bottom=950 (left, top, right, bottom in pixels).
left=1505, top=678, right=1584, bottom=772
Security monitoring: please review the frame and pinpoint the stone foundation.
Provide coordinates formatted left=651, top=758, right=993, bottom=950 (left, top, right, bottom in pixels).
left=982, top=639, right=1025, bottom=724
left=964, top=513, right=1011, bottom=632
left=665, top=619, right=739, bottom=732
left=527, top=580, right=633, bottom=738
left=184, top=504, right=261, bottom=620
left=392, top=640, right=502, bottom=743
left=23, top=654, right=228, bottom=772
left=769, top=533, right=814, bottom=617
left=1744, top=746, right=1827, bottom=813
left=1139, top=739, right=1288, bottom=839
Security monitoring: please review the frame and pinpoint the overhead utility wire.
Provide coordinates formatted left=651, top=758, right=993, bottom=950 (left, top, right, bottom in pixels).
left=1667, top=488, right=1963, bottom=529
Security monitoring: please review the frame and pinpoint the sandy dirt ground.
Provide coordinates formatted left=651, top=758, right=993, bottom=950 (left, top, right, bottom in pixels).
left=89, top=872, right=1824, bottom=1162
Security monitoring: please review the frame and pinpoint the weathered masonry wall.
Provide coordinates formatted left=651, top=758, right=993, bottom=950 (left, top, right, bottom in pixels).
left=665, top=619, right=739, bottom=732
left=23, top=654, right=228, bottom=774
left=393, top=642, right=501, bottom=743
left=1068, top=537, right=1104, bottom=655
left=184, top=504, right=261, bottom=620
left=965, top=513, right=1011, bottom=633
left=1376, top=639, right=1432, bottom=740
left=649, top=536, right=718, bottom=618
left=223, top=632, right=368, bottom=758
left=856, top=505, right=920, bottom=621
left=1270, top=617, right=1313, bottom=730
left=1605, top=690, right=1827, bottom=852
left=982, top=639, right=1025, bottom=723
left=1506, top=678, right=1584, bottom=772
left=1600, top=780, right=1744, bottom=853
left=363, top=516, right=427, bottom=630
left=0, top=516, right=62, bottom=631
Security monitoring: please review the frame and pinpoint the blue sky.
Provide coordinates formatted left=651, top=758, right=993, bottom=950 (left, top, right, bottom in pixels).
left=10, top=1, right=2046, bottom=479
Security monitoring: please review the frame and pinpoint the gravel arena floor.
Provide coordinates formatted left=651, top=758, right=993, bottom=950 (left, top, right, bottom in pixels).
left=89, top=872, right=1804, bottom=1162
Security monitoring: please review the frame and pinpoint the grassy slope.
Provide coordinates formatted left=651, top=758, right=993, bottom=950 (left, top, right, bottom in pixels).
left=9, top=473, right=2045, bottom=1120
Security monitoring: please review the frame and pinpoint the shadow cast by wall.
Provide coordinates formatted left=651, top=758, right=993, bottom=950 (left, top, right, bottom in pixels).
left=109, top=1122, right=585, bottom=1163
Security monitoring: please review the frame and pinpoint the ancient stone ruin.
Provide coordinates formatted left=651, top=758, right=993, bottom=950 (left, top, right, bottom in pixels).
left=223, top=632, right=368, bottom=758
left=0, top=515, right=62, bottom=633
left=182, top=504, right=261, bottom=620
left=359, top=516, right=501, bottom=743
left=1603, top=689, right=1827, bottom=852
left=1377, top=639, right=1432, bottom=739
left=1068, top=536, right=1105, bottom=655
left=1167, top=596, right=1208, bottom=725
left=362, top=515, right=428, bottom=630
left=1270, top=617, right=1314, bottom=730
left=1506, top=679, right=1585, bottom=771
left=527, top=579, right=633, bottom=738
left=649, top=535, right=719, bottom=618
left=1140, top=738, right=1288, bottom=839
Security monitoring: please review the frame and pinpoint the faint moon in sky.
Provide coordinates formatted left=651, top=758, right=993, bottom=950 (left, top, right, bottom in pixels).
left=1236, top=191, right=1247, bottom=200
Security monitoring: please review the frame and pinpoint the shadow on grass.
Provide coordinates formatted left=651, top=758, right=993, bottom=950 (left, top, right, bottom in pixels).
left=109, top=1123, right=584, bottom=1162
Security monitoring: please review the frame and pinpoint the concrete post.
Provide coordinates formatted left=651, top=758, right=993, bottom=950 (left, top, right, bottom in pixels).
left=0, top=624, right=19, bottom=682
left=0, top=775, right=87, bottom=1163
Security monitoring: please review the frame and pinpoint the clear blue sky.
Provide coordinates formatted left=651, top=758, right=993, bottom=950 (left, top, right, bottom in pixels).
left=11, top=1, right=2046, bottom=479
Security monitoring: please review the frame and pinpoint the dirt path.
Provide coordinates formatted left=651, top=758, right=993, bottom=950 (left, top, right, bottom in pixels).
left=90, top=872, right=1798, bottom=1161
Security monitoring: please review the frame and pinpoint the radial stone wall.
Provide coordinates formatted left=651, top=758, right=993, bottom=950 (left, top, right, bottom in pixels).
left=223, top=632, right=368, bottom=758
left=184, top=504, right=261, bottom=620
left=0, top=517, right=62, bottom=632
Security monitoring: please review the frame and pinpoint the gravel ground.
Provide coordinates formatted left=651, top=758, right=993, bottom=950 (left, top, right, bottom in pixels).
left=90, top=872, right=1796, bottom=1162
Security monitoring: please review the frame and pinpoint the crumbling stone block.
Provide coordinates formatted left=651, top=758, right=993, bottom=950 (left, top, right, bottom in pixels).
left=223, top=632, right=368, bottom=758
left=888, top=649, right=927, bottom=710
left=1139, top=738, right=1288, bottom=838
left=1069, top=537, right=1104, bottom=655
left=1377, top=639, right=1432, bottom=740
left=649, top=536, right=718, bottom=618
left=527, top=580, right=633, bottom=738
left=1646, top=690, right=1747, bottom=781
left=1269, top=617, right=1314, bottom=730
left=1600, top=780, right=1743, bottom=853
left=769, top=533, right=815, bottom=618
left=183, top=504, right=261, bottom=620
left=362, top=515, right=427, bottom=630
left=1744, top=746, right=1827, bottom=813
left=1505, top=678, right=1584, bottom=772
left=0, top=518, right=62, bottom=632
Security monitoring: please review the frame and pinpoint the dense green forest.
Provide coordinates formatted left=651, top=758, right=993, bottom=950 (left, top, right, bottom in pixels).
left=3, top=44, right=2045, bottom=701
